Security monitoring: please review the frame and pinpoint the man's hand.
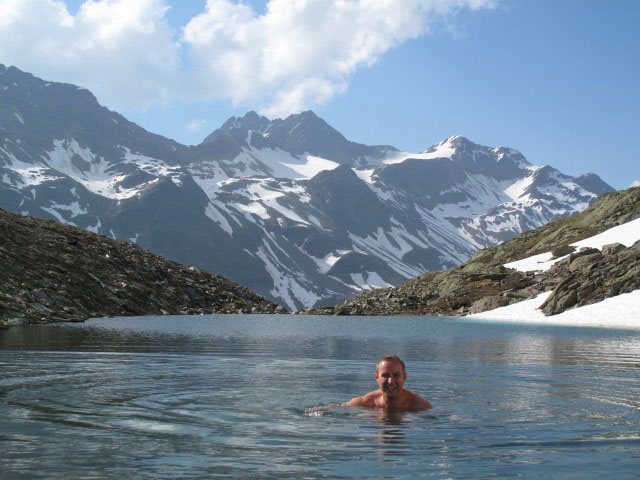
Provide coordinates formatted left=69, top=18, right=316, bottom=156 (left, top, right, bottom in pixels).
left=304, top=403, right=346, bottom=414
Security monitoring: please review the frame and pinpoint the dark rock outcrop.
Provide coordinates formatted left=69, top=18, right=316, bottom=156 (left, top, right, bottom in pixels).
left=540, top=241, right=640, bottom=315
left=0, top=209, right=286, bottom=328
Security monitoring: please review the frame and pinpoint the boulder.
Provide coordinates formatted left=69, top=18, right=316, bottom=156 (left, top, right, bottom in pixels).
left=551, top=245, right=576, bottom=258
left=469, top=295, right=512, bottom=314
left=602, top=242, right=626, bottom=256
left=569, top=252, right=602, bottom=272
left=541, top=288, right=578, bottom=316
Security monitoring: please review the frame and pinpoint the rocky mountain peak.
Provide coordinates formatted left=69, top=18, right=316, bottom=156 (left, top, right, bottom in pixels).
left=1, top=64, right=188, bottom=174
left=575, top=172, right=614, bottom=195
left=229, top=111, right=271, bottom=133
left=0, top=63, right=95, bottom=103
left=422, top=135, right=486, bottom=158
left=201, top=109, right=393, bottom=165
left=446, top=135, right=475, bottom=149
left=200, top=110, right=274, bottom=149
left=449, top=136, right=494, bottom=156
left=270, top=110, right=349, bottom=156
left=420, top=135, right=529, bottom=181
left=0, top=63, right=31, bottom=82
left=422, top=135, right=459, bottom=155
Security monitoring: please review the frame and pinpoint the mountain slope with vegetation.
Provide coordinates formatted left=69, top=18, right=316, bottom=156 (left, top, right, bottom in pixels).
left=0, top=209, right=285, bottom=328
left=307, top=187, right=640, bottom=317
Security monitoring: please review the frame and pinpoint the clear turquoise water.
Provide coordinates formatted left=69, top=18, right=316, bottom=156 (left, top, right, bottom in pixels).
left=1, top=314, right=640, bottom=479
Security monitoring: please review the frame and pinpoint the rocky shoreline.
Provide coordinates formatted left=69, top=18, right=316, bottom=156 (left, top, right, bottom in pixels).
left=305, top=187, right=640, bottom=317
left=0, top=208, right=286, bottom=328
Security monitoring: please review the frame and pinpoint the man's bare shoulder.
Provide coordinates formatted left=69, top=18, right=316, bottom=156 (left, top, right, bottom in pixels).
left=406, top=389, right=433, bottom=410
left=345, top=390, right=382, bottom=407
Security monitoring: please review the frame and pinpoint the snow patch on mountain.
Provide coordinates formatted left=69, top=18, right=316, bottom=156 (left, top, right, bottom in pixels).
left=189, top=164, right=231, bottom=196
left=121, top=147, right=184, bottom=184
left=383, top=149, right=452, bottom=165
left=311, top=251, right=348, bottom=274
left=382, top=136, right=462, bottom=164
left=9, top=164, right=62, bottom=187
left=349, top=226, right=426, bottom=278
left=503, top=167, right=541, bottom=200
left=353, top=167, right=376, bottom=184
left=348, top=272, right=393, bottom=290
left=204, top=202, right=235, bottom=234
left=86, top=217, right=102, bottom=234
left=44, top=140, right=170, bottom=199
left=223, top=178, right=310, bottom=225
left=221, top=147, right=340, bottom=180
left=281, top=155, right=340, bottom=179
left=255, top=237, right=323, bottom=310
left=467, top=290, right=640, bottom=329
left=505, top=217, right=640, bottom=273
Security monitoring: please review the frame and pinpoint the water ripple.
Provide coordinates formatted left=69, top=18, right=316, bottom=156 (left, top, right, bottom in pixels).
left=2, top=315, right=640, bottom=478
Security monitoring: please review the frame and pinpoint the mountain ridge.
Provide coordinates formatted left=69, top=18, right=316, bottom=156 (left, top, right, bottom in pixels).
left=306, top=186, right=640, bottom=317
left=0, top=64, right=614, bottom=309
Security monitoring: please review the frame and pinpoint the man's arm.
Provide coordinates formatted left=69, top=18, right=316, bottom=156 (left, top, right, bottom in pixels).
left=344, top=396, right=365, bottom=406
left=304, top=394, right=370, bottom=414
left=346, top=391, right=379, bottom=407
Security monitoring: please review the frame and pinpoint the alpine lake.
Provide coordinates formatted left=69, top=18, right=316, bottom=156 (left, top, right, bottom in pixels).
left=2, top=314, right=639, bottom=479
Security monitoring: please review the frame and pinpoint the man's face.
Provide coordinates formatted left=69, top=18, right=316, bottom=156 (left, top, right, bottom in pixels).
left=375, top=360, right=407, bottom=397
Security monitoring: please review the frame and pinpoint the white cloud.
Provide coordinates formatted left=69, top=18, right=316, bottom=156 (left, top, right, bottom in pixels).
left=631, top=180, right=640, bottom=188
left=0, top=0, right=181, bottom=109
left=186, top=118, right=208, bottom=132
left=0, top=0, right=496, bottom=116
left=183, top=0, right=496, bottom=116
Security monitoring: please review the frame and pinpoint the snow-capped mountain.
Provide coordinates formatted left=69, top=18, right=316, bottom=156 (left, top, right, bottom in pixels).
left=0, top=64, right=614, bottom=309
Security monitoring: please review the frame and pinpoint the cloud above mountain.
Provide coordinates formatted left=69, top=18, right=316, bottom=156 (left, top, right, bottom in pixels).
left=0, top=0, right=181, bottom=108
left=0, top=0, right=495, bottom=115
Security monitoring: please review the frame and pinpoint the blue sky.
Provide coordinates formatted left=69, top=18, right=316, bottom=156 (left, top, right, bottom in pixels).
left=1, top=0, right=638, bottom=189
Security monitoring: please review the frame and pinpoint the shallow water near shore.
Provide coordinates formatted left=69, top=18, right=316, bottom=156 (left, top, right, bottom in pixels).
left=2, top=314, right=640, bottom=479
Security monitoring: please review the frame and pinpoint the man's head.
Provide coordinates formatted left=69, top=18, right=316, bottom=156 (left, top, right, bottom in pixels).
left=376, top=355, right=406, bottom=374
left=375, top=355, right=407, bottom=398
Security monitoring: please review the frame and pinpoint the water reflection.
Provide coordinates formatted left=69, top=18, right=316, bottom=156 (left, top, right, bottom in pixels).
left=375, top=412, right=408, bottom=462
left=2, top=315, right=640, bottom=479
left=376, top=408, right=408, bottom=426
left=4, top=315, right=640, bottom=367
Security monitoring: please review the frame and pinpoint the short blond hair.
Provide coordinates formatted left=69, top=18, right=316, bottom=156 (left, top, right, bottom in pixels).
left=376, top=354, right=406, bottom=373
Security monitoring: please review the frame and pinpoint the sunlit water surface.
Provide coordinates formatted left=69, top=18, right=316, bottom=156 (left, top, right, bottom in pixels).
left=2, top=315, right=640, bottom=479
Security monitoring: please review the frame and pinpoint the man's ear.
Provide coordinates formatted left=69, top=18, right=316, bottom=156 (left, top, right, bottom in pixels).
left=374, top=371, right=379, bottom=380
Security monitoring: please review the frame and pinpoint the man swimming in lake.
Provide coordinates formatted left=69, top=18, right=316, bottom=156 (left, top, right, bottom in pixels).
left=306, top=355, right=432, bottom=413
